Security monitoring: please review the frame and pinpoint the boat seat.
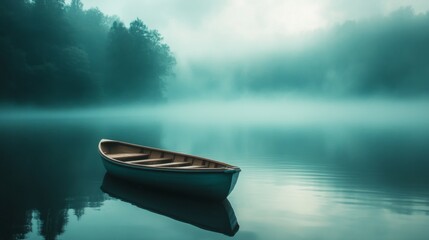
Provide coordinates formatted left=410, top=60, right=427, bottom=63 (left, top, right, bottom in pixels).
left=150, top=162, right=192, bottom=168
left=108, top=153, right=149, bottom=160
left=176, top=165, right=205, bottom=169
left=128, top=158, right=172, bottom=165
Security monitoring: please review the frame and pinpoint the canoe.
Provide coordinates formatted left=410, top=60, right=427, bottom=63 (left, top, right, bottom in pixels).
left=98, top=139, right=241, bottom=200
left=101, top=174, right=239, bottom=236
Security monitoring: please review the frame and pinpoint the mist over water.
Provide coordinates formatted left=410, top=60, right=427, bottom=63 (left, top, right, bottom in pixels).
left=3, top=97, right=429, bottom=128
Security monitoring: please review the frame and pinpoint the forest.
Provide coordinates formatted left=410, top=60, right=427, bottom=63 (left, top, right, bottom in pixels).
left=0, top=0, right=175, bottom=106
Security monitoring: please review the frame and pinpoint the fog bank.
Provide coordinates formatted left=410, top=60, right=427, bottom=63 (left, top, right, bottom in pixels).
left=2, top=98, right=429, bottom=127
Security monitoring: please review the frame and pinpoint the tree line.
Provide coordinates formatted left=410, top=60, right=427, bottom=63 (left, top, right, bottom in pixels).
left=0, top=0, right=175, bottom=106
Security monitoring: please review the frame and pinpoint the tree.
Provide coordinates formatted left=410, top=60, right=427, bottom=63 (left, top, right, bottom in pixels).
left=106, top=19, right=175, bottom=102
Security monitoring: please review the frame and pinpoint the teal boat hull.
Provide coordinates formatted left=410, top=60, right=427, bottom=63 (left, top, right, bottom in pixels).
left=101, top=155, right=240, bottom=200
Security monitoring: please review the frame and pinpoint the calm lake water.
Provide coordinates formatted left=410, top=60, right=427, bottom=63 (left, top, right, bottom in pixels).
left=1, top=113, right=429, bottom=240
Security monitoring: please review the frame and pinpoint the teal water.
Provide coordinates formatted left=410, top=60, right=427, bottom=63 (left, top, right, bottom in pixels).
left=1, top=115, right=429, bottom=240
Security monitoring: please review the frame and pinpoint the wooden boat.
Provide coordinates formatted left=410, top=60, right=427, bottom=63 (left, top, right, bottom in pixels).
left=98, top=139, right=241, bottom=200
left=101, top=174, right=239, bottom=236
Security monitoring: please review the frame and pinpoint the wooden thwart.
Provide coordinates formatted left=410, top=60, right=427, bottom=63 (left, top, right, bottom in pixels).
left=108, top=153, right=149, bottom=160
left=177, top=165, right=204, bottom=169
left=128, top=158, right=172, bottom=164
left=150, top=162, right=192, bottom=167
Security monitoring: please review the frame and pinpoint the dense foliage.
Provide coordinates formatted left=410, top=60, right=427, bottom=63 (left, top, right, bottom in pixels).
left=0, top=0, right=175, bottom=106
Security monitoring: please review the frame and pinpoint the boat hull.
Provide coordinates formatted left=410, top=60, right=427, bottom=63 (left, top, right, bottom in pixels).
left=101, top=156, right=240, bottom=200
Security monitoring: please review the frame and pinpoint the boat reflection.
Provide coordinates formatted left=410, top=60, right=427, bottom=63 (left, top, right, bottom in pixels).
left=100, top=174, right=239, bottom=236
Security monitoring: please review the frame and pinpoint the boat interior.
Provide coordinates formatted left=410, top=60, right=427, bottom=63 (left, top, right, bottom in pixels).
left=100, top=141, right=228, bottom=169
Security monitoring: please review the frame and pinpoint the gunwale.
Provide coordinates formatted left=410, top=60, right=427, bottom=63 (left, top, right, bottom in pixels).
left=99, top=139, right=241, bottom=173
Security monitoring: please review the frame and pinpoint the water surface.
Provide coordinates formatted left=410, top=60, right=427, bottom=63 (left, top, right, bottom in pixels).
left=1, top=114, right=429, bottom=240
